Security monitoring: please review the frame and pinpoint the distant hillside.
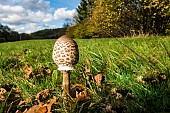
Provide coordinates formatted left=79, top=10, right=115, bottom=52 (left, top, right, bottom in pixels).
left=0, top=23, right=67, bottom=42
left=30, top=28, right=67, bottom=39
left=0, top=23, right=31, bottom=42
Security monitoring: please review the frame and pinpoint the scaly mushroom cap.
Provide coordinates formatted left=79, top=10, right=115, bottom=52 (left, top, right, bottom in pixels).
left=52, top=35, right=79, bottom=70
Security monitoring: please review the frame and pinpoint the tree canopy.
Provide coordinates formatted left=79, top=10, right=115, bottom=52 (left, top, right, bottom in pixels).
left=66, top=0, right=170, bottom=38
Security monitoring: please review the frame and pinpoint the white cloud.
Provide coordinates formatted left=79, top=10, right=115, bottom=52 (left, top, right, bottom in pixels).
left=0, top=0, right=51, bottom=12
left=0, top=4, right=24, bottom=13
left=21, top=0, right=51, bottom=12
left=31, top=11, right=53, bottom=22
left=0, top=5, right=53, bottom=25
left=0, top=1, right=77, bottom=33
left=1, top=14, right=25, bottom=24
left=14, top=23, right=58, bottom=33
left=54, top=8, right=76, bottom=20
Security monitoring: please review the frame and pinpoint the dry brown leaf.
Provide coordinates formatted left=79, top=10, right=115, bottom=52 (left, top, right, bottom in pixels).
left=127, top=92, right=135, bottom=99
left=70, top=84, right=84, bottom=98
left=136, top=76, right=145, bottom=83
left=0, top=88, right=7, bottom=101
left=24, top=63, right=33, bottom=79
left=16, top=108, right=28, bottom=113
left=15, top=110, right=23, bottom=113
left=18, top=97, right=31, bottom=107
left=24, top=105, right=47, bottom=113
left=23, top=108, right=28, bottom=113
left=35, top=106, right=48, bottom=113
left=10, top=87, right=21, bottom=101
left=38, top=64, right=51, bottom=75
left=0, top=88, right=7, bottom=95
left=94, top=73, right=104, bottom=86
left=70, top=84, right=90, bottom=102
left=153, top=70, right=160, bottom=76
left=116, top=93, right=123, bottom=100
left=105, top=105, right=112, bottom=112
left=44, top=68, right=51, bottom=75
left=38, top=64, right=43, bottom=70
left=43, top=96, right=57, bottom=113
left=76, top=90, right=88, bottom=101
left=25, top=96, right=57, bottom=113
left=13, top=87, right=21, bottom=93
left=86, top=68, right=90, bottom=73
left=111, top=88, right=117, bottom=95
left=36, top=89, right=50, bottom=106
left=159, top=73, right=166, bottom=81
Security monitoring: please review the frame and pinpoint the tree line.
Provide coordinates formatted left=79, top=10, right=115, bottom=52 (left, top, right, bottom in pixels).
left=0, top=23, right=66, bottom=43
left=0, top=24, right=30, bottom=42
left=66, top=0, right=170, bottom=38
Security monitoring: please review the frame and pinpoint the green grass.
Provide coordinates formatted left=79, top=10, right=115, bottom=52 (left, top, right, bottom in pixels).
left=0, top=36, right=170, bottom=112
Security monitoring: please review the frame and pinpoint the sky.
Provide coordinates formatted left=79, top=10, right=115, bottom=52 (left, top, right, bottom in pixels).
left=0, top=0, right=80, bottom=33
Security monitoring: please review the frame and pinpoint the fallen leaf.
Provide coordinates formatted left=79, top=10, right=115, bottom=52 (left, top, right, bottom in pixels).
left=18, top=97, right=31, bottom=107
left=70, top=84, right=90, bottom=102
left=136, top=76, right=145, bottom=83
left=25, top=105, right=47, bottom=113
left=36, top=89, right=50, bottom=106
left=35, top=106, right=48, bottom=113
left=86, top=68, right=90, bottom=73
left=44, top=96, right=57, bottom=113
left=127, top=92, right=135, bottom=99
left=43, top=67, right=51, bottom=75
left=70, top=84, right=85, bottom=98
left=94, top=73, right=105, bottom=86
left=24, top=63, right=33, bottom=79
left=105, top=105, right=112, bottom=112
left=15, top=110, right=23, bottom=113
left=38, top=64, right=51, bottom=75
left=38, top=64, right=43, bottom=70
left=26, top=96, right=57, bottom=113
left=158, top=73, right=166, bottom=81
left=111, top=88, right=117, bottom=95
left=23, top=108, right=28, bottom=113
left=116, top=93, right=123, bottom=100
left=0, top=88, right=7, bottom=101
left=153, top=70, right=159, bottom=76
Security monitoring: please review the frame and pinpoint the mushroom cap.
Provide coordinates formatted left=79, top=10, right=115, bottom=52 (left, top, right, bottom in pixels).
left=52, top=35, right=79, bottom=70
left=57, top=35, right=73, bottom=42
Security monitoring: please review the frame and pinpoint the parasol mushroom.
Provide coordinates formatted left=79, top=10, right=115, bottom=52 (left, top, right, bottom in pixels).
left=52, top=35, right=79, bottom=99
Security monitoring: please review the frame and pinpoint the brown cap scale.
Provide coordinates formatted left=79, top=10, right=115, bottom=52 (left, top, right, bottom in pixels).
left=52, top=35, right=79, bottom=70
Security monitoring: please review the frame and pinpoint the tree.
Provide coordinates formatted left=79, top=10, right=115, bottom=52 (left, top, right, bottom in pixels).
left=89, top=0, right=124, bottom=37
left=140, top=0, right=170, bottom=35
left=66, top=0, right=94, bottom=38
left=67, top=0, right=170, bottom=38
left=0, top=23, right=30, bottom=42
left=63, top=18, right=72, bottom=28
left=0, top=24, right=12, bottom=42
left=66, top=21, right=93, bottom=39
left=88, top=0, right=170, bottom=37
left=74, top=0, right=94, bottom=23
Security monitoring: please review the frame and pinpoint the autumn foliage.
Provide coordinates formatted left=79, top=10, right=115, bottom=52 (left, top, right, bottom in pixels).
left=67, top=0, right=170, bottom=38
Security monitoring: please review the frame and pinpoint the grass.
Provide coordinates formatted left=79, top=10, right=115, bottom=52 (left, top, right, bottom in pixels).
left=0, top=36, right=170, bottom=112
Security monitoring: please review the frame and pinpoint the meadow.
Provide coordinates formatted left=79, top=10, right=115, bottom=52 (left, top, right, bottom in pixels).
left=0, top=36, right=170, bottom=113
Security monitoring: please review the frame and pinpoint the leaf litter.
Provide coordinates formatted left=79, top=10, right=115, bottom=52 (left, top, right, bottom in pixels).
left=16, top=89, right=57, bottom=113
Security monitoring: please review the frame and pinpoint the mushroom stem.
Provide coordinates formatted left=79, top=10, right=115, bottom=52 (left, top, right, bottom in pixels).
left=62, top=70, right=71, bottom=99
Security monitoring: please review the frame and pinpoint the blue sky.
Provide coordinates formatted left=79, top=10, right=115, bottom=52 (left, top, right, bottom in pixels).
left=0, top=0, right=80, bottom=33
